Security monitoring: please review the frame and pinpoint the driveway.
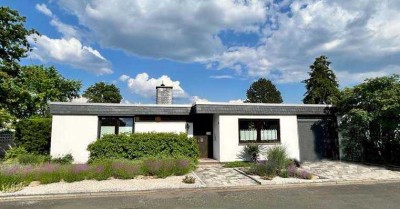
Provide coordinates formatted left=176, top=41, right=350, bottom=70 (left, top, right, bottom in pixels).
left=194, top=165, right=258, bottom=187
left=302, top=160, right=400, bottom=181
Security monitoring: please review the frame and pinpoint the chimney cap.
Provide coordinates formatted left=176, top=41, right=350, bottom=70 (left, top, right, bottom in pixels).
left=156, top=81, right=173, bottom=89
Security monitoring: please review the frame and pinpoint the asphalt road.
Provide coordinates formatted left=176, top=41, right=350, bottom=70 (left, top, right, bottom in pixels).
left=1, top=182, right=400, bottom=209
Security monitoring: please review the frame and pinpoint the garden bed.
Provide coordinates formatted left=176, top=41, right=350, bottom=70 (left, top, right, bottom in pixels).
left=0, top=174, right=204, bottom=196
left=0, top=157, right=195, bottom=193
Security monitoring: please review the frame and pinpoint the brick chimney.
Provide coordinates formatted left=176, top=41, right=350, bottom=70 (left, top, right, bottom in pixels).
left=156, top=82, right=173, bottom=104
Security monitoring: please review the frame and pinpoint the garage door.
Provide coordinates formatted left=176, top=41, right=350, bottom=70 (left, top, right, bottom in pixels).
left=298, top=118, right=326, bottom=162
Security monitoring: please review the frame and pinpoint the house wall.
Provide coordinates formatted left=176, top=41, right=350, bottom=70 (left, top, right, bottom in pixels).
left=216, top=115, right=300, bottom=162
left=134, top=122, right=193, bottom=137
left=212, top=114, right=220, bottom=161
left=50, top=115, right=98, bottom=163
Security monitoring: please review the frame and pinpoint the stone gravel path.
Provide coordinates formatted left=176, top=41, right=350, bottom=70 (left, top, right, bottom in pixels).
left=194, top=165, right=258, bottom=187
left=302, top=161, right=400, bottom=180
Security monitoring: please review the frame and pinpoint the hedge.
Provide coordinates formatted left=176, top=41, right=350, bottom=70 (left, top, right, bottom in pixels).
left=14, top=117, right=52, bottom=155
left=87, top=132, right=200, bottom=162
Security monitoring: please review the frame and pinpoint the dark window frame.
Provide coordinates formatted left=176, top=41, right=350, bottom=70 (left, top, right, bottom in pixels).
left=98, top=116, right=134, bottom=137
left=238, top=119, right=281, bottom=144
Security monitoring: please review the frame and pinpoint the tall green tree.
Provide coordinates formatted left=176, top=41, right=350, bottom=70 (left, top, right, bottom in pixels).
left=246, top=78, right=283, bottom=103
left=0, top=7, right=37, bottom=73
left=3, top=65, right=81, bottom=118
left=303, top=56, right=340, bottom=104
left=83, top=82, right=122, bottom=103
left=338, top=75, right=400, bottom=164
left=0, top=6, right=38, bottom=113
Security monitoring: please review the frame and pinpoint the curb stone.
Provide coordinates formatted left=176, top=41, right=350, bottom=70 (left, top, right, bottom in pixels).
left=233, top=168, right=261, bottom=185
left=190, top=171, right=206, bottom=186
left=1, top=179, right=400, bottom=202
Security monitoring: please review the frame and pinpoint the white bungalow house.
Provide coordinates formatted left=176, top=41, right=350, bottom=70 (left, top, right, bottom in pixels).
left=49, top=84, right=339, bottom=163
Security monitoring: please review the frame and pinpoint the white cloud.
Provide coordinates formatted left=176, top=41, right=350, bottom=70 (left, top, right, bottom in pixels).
left=228, top=99, right=244, bottom=104
left=50, top=18, right=80, bottom=39
left=191, top=96, right=209, bottom=103
left=210, top=75, right=234, bottom=79
left=119, top=75, right=130, bottom=82
left=337, top=65, right=400, bottom=87
left=208, top=0, right=400, bottom=84
left=57, top=0, right=267, bottom=61
left=120, top=73, right=187, bottom=98
left=36, top=3, right=53, bottom=17
left=28, top=34, right=113, bottom=75
left=120, top=98, right=132, bottom=104
left=33, top=3, right=109, bottom=75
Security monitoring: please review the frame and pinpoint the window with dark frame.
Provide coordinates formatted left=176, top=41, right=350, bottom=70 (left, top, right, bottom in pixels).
left=99, top=117, right=134, bottom=137
left=238, top=119, right=280, bottom=143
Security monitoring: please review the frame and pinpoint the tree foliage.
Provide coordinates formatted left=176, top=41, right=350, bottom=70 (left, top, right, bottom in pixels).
left=0, top=7, right=37, bottom=67
left=246, top=78, right=283, bottom=103
left=338, top=75, right=400, bottom=164
left=83, top=82, right=122, bottom=103
left=2, top=65, right=81, bottom=118
left=0, top=108, right=13, bottom=130
left=1, top=6, right=38, bottom=109
left=303, top=56, right=340, bottom=104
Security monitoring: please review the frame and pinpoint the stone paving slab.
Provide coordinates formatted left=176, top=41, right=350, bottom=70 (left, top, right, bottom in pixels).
left=302, top=161, right=400, bottom=181
left=194, top=165, right=258, bottom=187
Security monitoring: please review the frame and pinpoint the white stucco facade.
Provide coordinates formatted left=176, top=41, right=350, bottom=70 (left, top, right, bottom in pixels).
left=134, top=122, right=193, bottom=137
left=215, top=115, right=300, bottom=162
left=50, top=115, right=98, bottom=163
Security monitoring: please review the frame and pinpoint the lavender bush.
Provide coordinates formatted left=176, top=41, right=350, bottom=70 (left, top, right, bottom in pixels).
left=0, top=157, right=195, bottom=192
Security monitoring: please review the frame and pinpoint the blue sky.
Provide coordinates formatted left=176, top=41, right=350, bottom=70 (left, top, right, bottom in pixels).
left=4, top=0, right=400, bottom=104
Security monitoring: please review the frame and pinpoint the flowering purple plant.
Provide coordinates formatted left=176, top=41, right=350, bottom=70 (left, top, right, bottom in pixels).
left=37, top=163, right=60, bottom=173
left=72, top=164, right=90, bottom=173
left=287, top=165, right=297, bottom=177
left=176, top=159, right=190, bottom=169
left=298, top=170, right=312, bottom=179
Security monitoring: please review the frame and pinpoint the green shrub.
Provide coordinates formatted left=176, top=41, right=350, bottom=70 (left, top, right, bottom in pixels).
left=17, top=154, right=50, bottom=165
left=266, top=146, right=289, bottom=170
left=87, top=132, right=200, bottom=162
left=0, top=173, right=27, bottom=192
left=237, top=144, right=263, bottom=162
left=51, top=154, right=74, bottom=165
left=182, top=176, right=196, bottom=184
left=4, top=147, right=28, bottom=160
left=223, top=161, right=253, bottom=168
left=110, top=160, right=143, bottom=179
left=14, top=117, right=52, bottom=155
left=141, top=156, right=193, bottom=178
left=248, top=162, right=277, bottom=178
left=173, top=157, right=193, bottom=176
left=278, top=169, right=289, bottom=178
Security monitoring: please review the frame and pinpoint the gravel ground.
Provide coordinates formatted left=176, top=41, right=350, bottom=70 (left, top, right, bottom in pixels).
left=0, top=173, right=205, bottom=196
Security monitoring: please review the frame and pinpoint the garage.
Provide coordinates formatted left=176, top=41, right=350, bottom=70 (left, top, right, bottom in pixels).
left=297, top=117, right=339, bottom=162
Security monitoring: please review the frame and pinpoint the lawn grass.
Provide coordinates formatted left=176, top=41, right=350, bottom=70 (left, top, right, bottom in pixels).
left=223, top=161, right=253, bottom=168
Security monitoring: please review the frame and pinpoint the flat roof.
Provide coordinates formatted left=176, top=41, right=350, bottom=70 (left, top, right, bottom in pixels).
left=50, top=102, right=335, bottom=116
left=194, top=103, right=334, bottom=115
left=49, top=102, right=192, bottom=116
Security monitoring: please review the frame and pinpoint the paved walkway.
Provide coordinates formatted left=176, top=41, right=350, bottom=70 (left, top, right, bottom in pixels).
left=194, top=165, right=258, bottom=187
left=302, top=161, right=400, bottom=180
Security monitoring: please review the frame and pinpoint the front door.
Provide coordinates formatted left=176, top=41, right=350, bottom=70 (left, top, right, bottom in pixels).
left=196, top=135, right=208, bottom=158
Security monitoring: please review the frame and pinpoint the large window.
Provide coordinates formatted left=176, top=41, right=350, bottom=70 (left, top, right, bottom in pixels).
left=99, top=117, right=134, bottom=137
left=239, top=119, right=280, bottom=143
